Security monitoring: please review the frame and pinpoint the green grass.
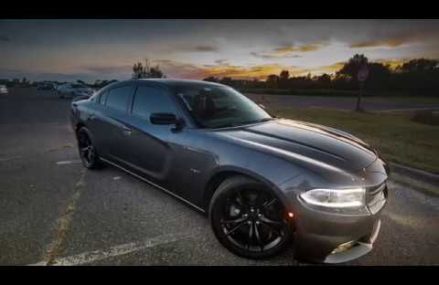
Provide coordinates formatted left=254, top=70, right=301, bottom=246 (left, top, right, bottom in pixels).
left=243, top=88, right=439, bottom=104
left=273, top=107, right=439, bottom=173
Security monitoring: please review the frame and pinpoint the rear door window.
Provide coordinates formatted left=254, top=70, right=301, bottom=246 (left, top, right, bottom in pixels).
left=105, top=86, right=134, bottom=113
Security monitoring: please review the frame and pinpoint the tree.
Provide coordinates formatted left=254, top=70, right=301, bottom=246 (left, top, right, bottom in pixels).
left=279, top=70, right=289, bottom=80
left=203, top=76, right=219, bottom=82
left=266, top=74, right=279, bottom=88
left=279, top=70, right=290, bottom=88
left=149, top=66, right=164, bottom=78
left=76, top=79, right=87, bottom=86
left=395, top=59, right=439, bottom=96
left=220, top=77, right=233, bottom=86
left=398, top=58, right=439, bottom=73
left=337, top=54, right=368, bottom=82
left=366, top=63, right=391, bottom=90
left=315, top=73, right=331, bottom=88
left=132, top=58, right=165, bottom=79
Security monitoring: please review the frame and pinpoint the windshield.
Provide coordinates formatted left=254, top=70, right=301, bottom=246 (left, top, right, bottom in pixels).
left=176, top=84, right=272, bottom=129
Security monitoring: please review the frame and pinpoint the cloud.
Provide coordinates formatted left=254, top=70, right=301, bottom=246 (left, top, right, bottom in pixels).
left=275, top=43, right=323, bottom=53
left=374, top=58, right=413, bottom=69
left=143, top=59, right=291, bottom=80
left=214, top=59, right=229, bottom=65
left=81, top=64, right=133, bottom=74
left=314, top=62, right=345, bottom=74
left=251, top=43, right=326, bottom=59
left=251, top=51, right=302, bottom=59
left=349, top=30, right=437, bottom=49
left=154, top=59, right=208, bottom=79
left=173, top=44, right=218, bottom=53
left=350, top=38, right=409, bottom=48
left=193, top=45, right=218, bottom=52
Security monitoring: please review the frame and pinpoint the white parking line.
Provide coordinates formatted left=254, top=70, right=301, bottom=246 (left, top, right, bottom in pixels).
left=0, top=155, right=22, bottom=162
left=56, top=160, right=81, bottom=165
left=30, top=230, right=198, bottom=266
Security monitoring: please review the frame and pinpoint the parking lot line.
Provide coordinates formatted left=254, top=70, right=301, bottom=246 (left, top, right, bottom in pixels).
left=41, top=170, right=86, bottom=265
left=56, top=160, right=81, bottom=165
left=30, top=230, right=200, bottom=266
left=0, top=155, right=22, bottom=162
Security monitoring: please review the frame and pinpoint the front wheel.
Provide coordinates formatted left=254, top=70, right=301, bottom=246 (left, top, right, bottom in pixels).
left=209, top=176, right=293, bottom=259
left=76, top=127, right=101, bottom=169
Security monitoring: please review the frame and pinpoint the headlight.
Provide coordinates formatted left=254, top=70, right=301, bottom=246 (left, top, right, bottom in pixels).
left=300, top=188, right=365, bottom=208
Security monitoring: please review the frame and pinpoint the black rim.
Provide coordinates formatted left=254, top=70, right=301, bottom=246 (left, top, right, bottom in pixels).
left=219, top=188, right=289, bottom=253
left=78, top=131, right=95, bottom=166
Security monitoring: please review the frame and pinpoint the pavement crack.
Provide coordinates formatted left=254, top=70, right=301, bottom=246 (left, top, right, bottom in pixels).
left=42, top=169, right=86, bottom=266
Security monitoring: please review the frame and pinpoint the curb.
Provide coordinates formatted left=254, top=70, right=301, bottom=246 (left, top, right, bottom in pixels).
left=389, top=163, right=439, bottom=186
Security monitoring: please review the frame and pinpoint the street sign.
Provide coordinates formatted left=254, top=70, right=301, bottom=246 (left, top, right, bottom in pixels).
left=357, top=65, right=369, bottom=82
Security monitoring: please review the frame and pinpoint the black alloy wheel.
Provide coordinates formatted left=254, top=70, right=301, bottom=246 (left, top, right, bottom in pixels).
left=77, top=128, right=100, bottom=169
left=209, top=176, right=293, bottom=259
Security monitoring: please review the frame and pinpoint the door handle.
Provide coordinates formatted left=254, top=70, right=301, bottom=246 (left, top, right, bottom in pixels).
left=121, top=127, right=132, bottom=136
left=88, top=114, right=95, bottom=120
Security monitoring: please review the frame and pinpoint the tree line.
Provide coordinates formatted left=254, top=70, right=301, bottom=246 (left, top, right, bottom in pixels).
left=203, top=54, right=439, bottom=97
left=2, top=54, right=437, bottom=97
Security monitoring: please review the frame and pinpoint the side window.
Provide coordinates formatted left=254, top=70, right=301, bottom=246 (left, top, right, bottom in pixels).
left=132, top=86, right=177, bottom=120
left=105, top=86, right=133, bottom=112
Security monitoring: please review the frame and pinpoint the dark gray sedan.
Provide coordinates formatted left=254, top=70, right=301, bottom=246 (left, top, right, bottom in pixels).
left=70, top=79, right=388, bottom=263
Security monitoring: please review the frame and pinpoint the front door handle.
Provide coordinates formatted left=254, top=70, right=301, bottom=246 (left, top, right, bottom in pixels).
left=121, top=127, right=132, bottom=136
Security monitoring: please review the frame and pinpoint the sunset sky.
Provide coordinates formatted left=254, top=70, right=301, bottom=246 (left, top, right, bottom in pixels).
left=1, top=19, right=438, bottom=82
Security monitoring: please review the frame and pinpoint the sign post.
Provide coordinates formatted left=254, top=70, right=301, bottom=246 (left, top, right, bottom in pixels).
left=356, top=65, right=369, bottom=112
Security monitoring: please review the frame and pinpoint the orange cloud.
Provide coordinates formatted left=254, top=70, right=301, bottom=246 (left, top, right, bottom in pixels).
left=251, top=43, right=326, bottom=59
left=313, top=62, right=345, bottom=75
left=350, top=39, right=408, bottom=48
left=155, top=60, right=301, bottom=80
left=275, top=43, right=323, bottom=53
left=153, top=57, right=437, bottom=80
left=349, top=31, right=429, bottom=49
left=375, top=58, right=411, bottom=70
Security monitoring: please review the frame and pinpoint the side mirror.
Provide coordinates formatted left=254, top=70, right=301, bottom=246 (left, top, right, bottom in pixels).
left=150, top=113, right=181, bottom=125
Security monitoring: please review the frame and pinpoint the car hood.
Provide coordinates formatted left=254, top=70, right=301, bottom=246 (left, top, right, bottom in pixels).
left=218, top=118, right=377, bottom=172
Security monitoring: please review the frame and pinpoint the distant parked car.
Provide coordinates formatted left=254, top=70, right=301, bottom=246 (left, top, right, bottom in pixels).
left=0, top=85, right=8, bottom=94
left=37, top=82, right=55, bottom=91
left=57, top=83, right=94, bottom=99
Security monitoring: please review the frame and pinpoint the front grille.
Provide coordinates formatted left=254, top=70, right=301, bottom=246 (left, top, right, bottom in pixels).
left=366, top=182, right=387, bottom=214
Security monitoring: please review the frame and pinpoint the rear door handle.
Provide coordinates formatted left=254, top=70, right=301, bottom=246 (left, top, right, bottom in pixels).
left=88, top=114, right=96, bottom=120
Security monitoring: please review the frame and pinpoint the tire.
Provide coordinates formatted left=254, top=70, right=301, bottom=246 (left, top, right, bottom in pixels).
left=76, top=127, right=101, bottom=169
left=209, top=176, right=293, bottom=259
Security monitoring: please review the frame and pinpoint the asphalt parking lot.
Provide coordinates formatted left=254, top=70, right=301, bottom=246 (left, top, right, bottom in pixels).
left=1, top=87, right=438, bottom=265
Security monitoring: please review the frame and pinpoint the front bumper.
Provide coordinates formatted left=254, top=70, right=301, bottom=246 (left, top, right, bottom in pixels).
left=323, top=219, right=381, bottom=263
left=291, top=183, right=387, bottom=264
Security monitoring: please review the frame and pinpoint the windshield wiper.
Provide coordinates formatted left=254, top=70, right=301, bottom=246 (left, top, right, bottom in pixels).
left=214, top=118, right=273, bottom=129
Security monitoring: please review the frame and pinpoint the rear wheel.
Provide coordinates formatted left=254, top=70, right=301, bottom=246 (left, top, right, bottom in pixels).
left=209, top=176, right=293, bottom=259
left=77, top=127, right=101, bottom=169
